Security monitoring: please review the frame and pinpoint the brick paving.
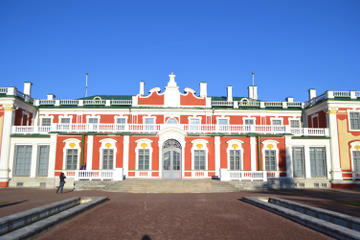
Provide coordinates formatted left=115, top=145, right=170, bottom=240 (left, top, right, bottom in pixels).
left=0, top=188, right=359, bottom=240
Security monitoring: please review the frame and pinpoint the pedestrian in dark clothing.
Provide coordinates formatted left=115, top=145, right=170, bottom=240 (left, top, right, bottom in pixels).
left=56, top=172, right=66, bottom=193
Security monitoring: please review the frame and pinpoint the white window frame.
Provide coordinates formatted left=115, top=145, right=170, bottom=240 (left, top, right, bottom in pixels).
left=226, top=139, right=244, bottom=171
left=166, top=117, right=178, bottom=124
left=114, top=116, right=128, bottom=131
left=217, top=117, right=229, bottom=132
left=40, top=116, right=54, bottom=126
left=135, top=139, right=153, bottom=171
left=244, top=117, right=256, bottom=125
left=262, top=140, right=279, bottom=171
left=350, top=141, right=360, bottom=172
left=62, top=138, right=81, bottom=170
left=289, top=118, right=301, bottom=128
left=99, top=138, right=117, bottom=170
left=191, top=139, right=208, bottom=171
left=291, top=146, right=305, bottom=178
left=86, top=115, right=100, bottom=124
left=189, top=117, right=201, bottom=132
left=348, top=111, right=360, bottom=131
left=271, top=118, right=283, bottom=126
left=59, top=115, right=73, bottom=124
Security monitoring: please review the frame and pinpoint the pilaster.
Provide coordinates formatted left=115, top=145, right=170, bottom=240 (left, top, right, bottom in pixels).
left=86, top=135, right=94, bottom=170
left=214, top=136, right=220, bottom=176
left=123, top=135, right=129, bottom=177
left=250, top=136, right=257, bottom=171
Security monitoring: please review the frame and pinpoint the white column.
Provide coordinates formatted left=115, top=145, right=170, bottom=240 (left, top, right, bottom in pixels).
left=0, top=104, right=15, bottom=185
left=123, top=135, right=129, bottom=177
left=250, top=136, right=257, bottom=171
left=215, top=136, right=220, bottom=176
left=30, top=144, right=38, bottom=177
left=86, top=135, right=94, bottom=170
left=304, top=146, right=311, bottom=179
left=47, top=133, right=57, bottom=177
left=328, top=108, right=343, bottom=181
left=285, top=136, right=292, bottom=178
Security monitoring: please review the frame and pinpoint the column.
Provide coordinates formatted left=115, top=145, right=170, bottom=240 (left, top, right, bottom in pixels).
left=0, top=104, right=15, bottom=186
left=304, top=146, right=311, bottom=179
left=123, top=135, right=129, bottom=177
left=327, top=107, right=342, bottom=182
left=47, top=133, right=58, bottom=178
left=214, top=136, right=220, bottom=176
left=86, top=135, right=94, bottom=170
left=285, top=136, right=292, bottom=178
left=30, top=144, right=38, bottom=178
left=250, top=136, right=257, bottom=171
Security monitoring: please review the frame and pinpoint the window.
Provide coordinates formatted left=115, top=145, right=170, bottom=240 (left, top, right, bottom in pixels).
left=144, top=118, right=155, bottom=131
left=88, top=118, right=98, bottom=124
left=310, top=147, right=327, bottom=177
left=102, top=149, right=114, bottom=170
left=59, top=117, right=71, bottom=131
left=88, top=117, right=99, bottom=131
left=352, top=151, right=360, bottom=172
left=272, top=119, right=282, bottom=125
left=350, top=112, right=360, bottom=130
left=194, top=150, right=206, bottom=170
left=116, top=117, right=126, bottom=130
left=218, top=119, right=229, bottom=131
left=60, top=118, right=71, bottom=124
left=167, top=118, right=178, bottom=124
left=229, top=150, right=241, bottom=170
left=41, top=118, right=51, bottom=126
left=189, top=118, right=200, bottom=131
left=290, top=120, right=300, bottom=128
left=292, top=147, right=305, bottom=177
left=14, top=145, right=32, bottom=176
left=138, top=149, right=150, bottom=170
left=37, top=145, right=49, bottom=176
left=66, top=149, right=78, bottom=170
left=265, top=150, right=276, bottom=171
left=244, top=119, right=254, bottom=125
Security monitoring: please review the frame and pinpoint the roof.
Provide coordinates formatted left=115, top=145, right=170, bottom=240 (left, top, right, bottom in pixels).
left=78, top=95, right=133, bottom=100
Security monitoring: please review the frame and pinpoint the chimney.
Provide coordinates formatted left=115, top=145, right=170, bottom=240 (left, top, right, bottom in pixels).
left=248, top=85, right=258, bottom=100
left=24, top=81, right=32, bottom=96
left=200, top=82, right=207, bottom=97
left=47, top=94, right=56, bottom=100
left=286, top=97, right=294, bottom=103
left=308, top=88, right=316, bottom=100
left=139, top=81, right=144, bottom=95
left=227, top=85, right=233, bottom=102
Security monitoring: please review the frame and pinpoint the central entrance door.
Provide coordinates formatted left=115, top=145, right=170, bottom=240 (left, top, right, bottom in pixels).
left=162, top=139, right=182, bottom=179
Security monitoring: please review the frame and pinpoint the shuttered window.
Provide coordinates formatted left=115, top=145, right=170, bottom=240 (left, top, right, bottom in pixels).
left=14, top=145, right=32, bottom=176
left=292, top=147, right=305, bottom=177
left=310, top=147, right=327, bottom=177
left=37, top=145, right=49, bottom=176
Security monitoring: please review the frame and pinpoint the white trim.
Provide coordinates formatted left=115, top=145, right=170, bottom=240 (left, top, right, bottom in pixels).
left=86, top=135, right=94, bottom=170
left=226, top=139, right=244, bottom=170
left=271, top=118, right=283, bottom=126
left=350, top=141, right=360, bottom=172
left=62, top=138, right=81, bottom=170
left=99, top=138, right=118, bottom=170
left=348, top=111, right=360, bottom=131
left=39, top=115, right=54, bottom=126
left=311, top=114, right=319, bottom=127
left=244, top=117, right=256, bottom=125
left=262, top=140, right=279, bottom=171
left=59, top=115, right=73, bottom=124
left=191, top=139, right=209, bottom=171
left=86, top=115, right=100, bottom=123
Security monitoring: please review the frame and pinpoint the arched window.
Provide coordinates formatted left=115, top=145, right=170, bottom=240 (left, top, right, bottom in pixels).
left=135, top=139, right=153, bottom=170
left=167, top=118, right=178, bottom=124
left=226, top=140, right=244, bottom=170
left=350, top=142, right=360, bottom=172
left=262, top=140, right=279, bottom=171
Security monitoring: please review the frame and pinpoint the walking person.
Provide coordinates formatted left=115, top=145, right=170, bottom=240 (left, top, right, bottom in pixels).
left=56, top=172, right=66, bottom=194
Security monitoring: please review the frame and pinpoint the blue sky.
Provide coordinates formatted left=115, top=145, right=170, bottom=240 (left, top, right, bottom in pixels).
left=0, top=0, right=359, bottom=102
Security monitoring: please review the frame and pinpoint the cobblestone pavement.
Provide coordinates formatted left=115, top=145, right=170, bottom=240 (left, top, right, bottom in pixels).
left=0, top=188, right=359, bottom=240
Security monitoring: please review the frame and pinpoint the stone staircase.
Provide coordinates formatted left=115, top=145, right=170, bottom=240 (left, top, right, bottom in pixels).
left=75, top=179, right=239, bottom=193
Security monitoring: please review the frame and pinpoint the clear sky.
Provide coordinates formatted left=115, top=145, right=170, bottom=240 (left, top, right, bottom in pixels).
left=0, top=0, right=359, bottom=102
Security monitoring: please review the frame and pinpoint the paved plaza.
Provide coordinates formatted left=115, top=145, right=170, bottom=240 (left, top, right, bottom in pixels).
left=0, top=188, right=359, bottom=239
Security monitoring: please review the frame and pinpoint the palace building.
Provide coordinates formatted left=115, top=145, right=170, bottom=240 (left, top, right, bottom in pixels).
left=0, top=73, right=359, bottom=189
